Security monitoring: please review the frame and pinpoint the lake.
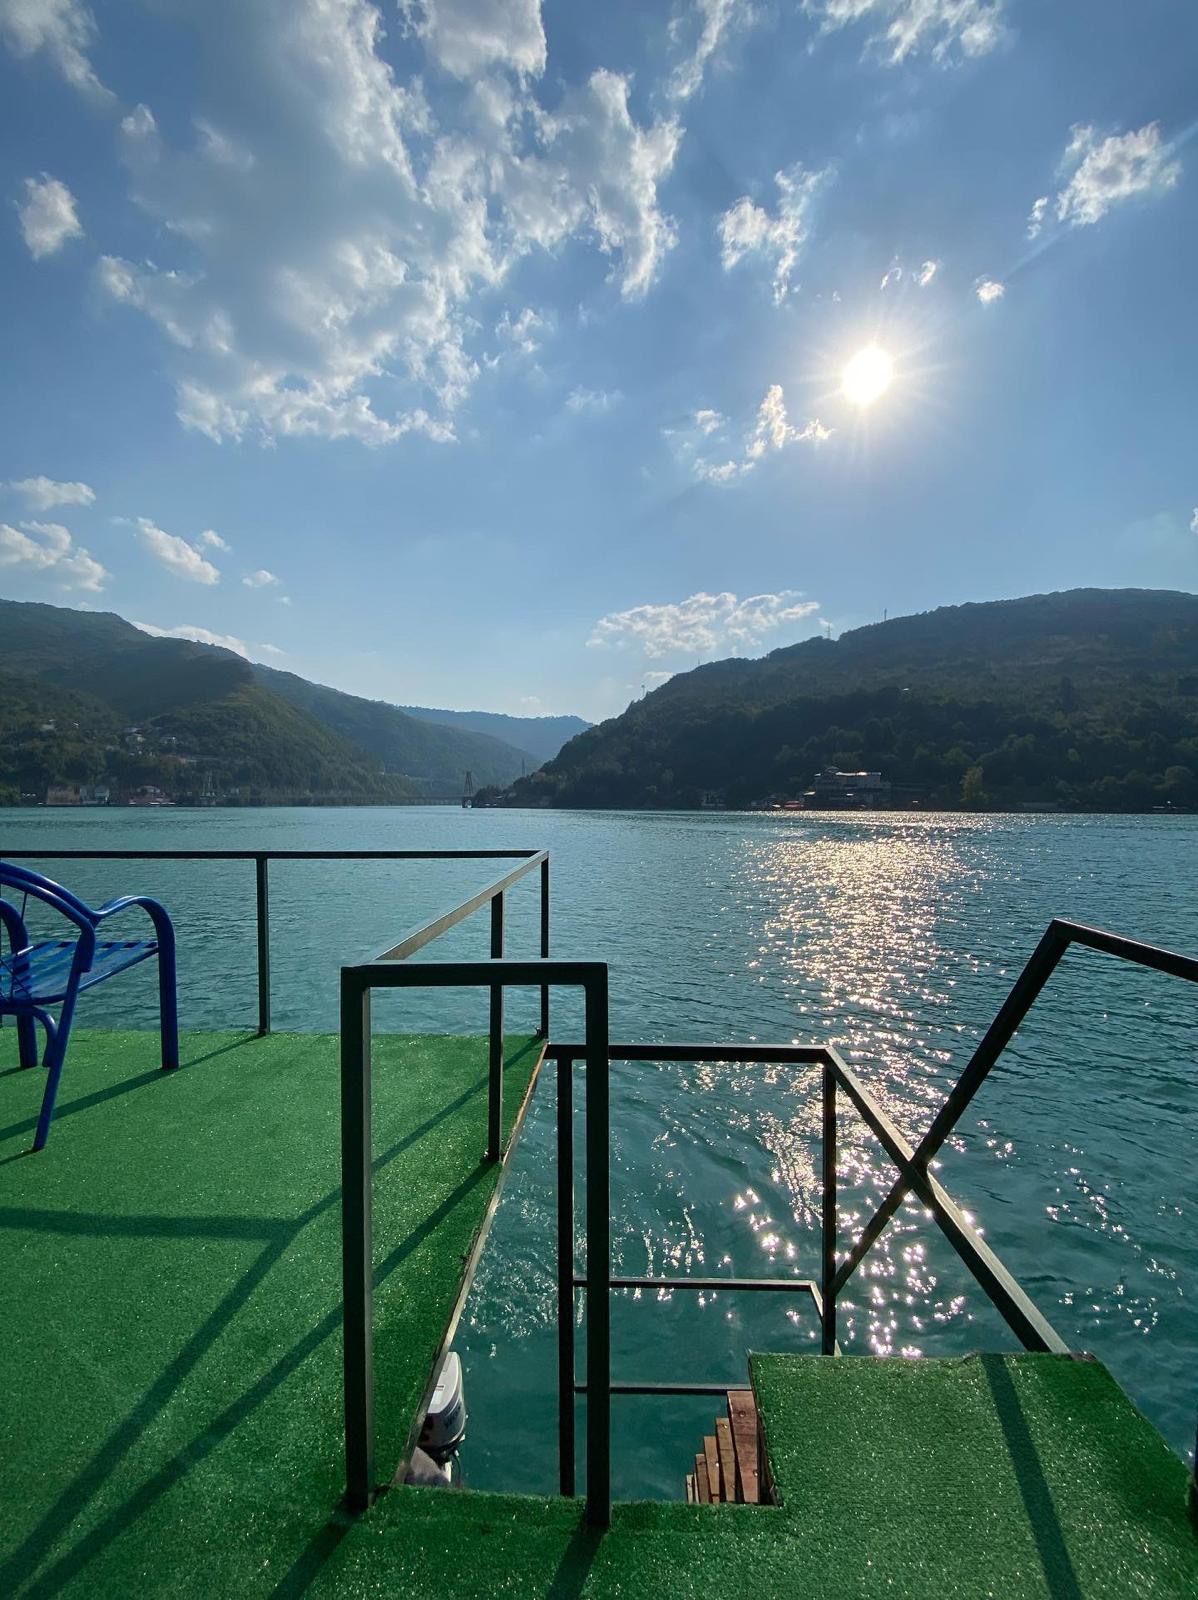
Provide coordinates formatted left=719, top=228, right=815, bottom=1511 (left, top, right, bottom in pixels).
left=2, top=805, right=1195, bottom=1497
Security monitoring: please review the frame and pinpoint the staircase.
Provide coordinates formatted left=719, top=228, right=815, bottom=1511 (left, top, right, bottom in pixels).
left=684, top=1389, right=765, bottom=1505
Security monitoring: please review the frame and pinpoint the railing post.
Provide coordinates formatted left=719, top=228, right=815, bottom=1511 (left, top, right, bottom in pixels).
left=821, top=1059, right=837, bottom=1355
left=539, top=855, right=550, bottom=1038
left=584, top=969, right=611, bottom=1528
left=255, top=855, right=271, bottom=1036
left=487, top=893, right=504, bottom=1162
left=557, top=1052, right=576, bottom=1496
left=340, top=972, right=374, bottom=1510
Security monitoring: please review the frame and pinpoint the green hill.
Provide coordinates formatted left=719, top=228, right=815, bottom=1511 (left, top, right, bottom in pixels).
left=252, top=666, right=535, bottom=790
left=0, top=599, right=528, bottom=804
left=509, top=588, right=1198, bottom=812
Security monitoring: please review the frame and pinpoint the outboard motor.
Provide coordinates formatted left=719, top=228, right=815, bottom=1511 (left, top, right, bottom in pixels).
left=406, top=1353, right=467, bottom=1487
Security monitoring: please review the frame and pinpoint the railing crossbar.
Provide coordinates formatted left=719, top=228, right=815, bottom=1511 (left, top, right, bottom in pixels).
left=830, top=918, right=1198, bottom=1303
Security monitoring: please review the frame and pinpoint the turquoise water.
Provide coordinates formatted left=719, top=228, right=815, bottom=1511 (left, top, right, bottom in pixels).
left=2, top=806, right=1196, bottom=1497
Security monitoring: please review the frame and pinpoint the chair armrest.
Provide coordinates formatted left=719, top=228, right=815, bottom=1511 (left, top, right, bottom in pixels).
left=94, top=896, right=176, bottom=944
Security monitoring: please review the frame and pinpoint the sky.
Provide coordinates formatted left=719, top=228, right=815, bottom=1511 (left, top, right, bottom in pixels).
left=0, top=0, right=1195, bottom=722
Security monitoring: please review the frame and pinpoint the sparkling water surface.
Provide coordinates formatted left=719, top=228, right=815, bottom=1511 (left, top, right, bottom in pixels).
left=3, top=806, right=1195, bottom=1498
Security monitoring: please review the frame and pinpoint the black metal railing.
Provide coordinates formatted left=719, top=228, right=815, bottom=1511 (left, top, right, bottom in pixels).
left=1, top=847, right=550, bottom=1041
left=827, top=918, right=1198, bottom=1315
left=338, top=955, right=605, bottom=1516
left=546, top=917, right=1197, bottom=1524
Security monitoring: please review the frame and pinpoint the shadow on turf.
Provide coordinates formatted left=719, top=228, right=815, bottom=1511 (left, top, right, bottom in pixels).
left=2, top=1052, right=509, bottom=1598
left=0, top=1034, right=253, bottom=1147
left=980, top=1353, right=1084, bottom=1600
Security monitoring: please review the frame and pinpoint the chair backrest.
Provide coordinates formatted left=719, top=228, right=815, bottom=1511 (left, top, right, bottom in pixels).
left=0, top=863, right=96, bottom=933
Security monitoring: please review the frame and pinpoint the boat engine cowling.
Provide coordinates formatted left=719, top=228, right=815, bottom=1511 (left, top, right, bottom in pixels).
left=418, top=1352, right=466, bottom=1466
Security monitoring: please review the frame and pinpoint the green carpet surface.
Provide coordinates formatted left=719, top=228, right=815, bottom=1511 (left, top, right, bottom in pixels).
left=0, top=1027, right=541, bottom=1598
left=2, top=1031, right=1194, bottom=1598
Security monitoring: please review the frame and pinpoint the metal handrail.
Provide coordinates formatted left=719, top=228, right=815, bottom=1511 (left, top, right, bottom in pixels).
left=337, top=957, right=607, bottom=1516
left=1, top=847, right=547, bottom=1036
left=829, top=918, right=1198, bottom=1307
left=548, top=1038, right=1068, bottom=1519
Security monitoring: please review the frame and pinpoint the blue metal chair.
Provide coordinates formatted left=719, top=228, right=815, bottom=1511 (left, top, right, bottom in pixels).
left=0, top=862, right=178, bottom=1150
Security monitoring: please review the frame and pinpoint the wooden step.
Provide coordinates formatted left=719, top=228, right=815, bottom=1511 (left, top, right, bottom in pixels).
left=703, top=1435, right=722, bottom=1503
left=715, top=1416, right=736, bottom=1501
left=727, top=1389, right=760, bottom=1504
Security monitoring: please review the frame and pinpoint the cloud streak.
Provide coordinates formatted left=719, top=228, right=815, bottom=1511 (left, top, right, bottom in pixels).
left=0, top=519, right=107, bottom=589
left=135, top=517, right=221, bottom=583
left=589, top=588, right=821, bottom=658
left=718, top=163, right=831, bottom=303
left=5, top=475, right=95, bottom=510
left=17, top=174, right=83, bottom=259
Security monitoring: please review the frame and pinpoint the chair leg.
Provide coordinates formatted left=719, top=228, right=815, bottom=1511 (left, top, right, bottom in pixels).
left=158, top=927, right=179, bottom=1071
left=16, top=1012, right=39, bottom=1069
left=32, top=994, right=77, bottom=1153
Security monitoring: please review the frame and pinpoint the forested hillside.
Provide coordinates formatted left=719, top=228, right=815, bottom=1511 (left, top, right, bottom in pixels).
left=508, top=590, right=1198, bottom=812
left=0, top=599, right=531, bottom=803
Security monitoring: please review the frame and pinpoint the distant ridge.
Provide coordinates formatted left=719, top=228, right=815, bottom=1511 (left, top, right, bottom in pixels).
left=398, top=705, right=590, bottom=763
left=509, top=588, right=1198, bottom=812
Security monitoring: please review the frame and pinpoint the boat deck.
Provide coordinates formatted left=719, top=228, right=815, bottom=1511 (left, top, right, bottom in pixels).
left=2, top=1029, right=1195, bottom=1598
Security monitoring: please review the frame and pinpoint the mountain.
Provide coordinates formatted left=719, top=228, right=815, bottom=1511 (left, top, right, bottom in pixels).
left=251, top=666, right=537, bottom=789
left=398, top=705, right=590, bottom=763
left=508, top=589, right=1198, bottom=813
left=0, top=599, right=533, bottom=803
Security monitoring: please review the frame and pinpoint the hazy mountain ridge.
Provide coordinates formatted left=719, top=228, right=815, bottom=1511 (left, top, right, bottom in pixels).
left=398, top=705, right=589, bottom=763
left=509, top=589, right=1198, bottom=812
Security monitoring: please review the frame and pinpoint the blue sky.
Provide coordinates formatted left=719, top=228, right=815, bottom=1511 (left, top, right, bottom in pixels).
left=0, top=0, right=1194, bottom=721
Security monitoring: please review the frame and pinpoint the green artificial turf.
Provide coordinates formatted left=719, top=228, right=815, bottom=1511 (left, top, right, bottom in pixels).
left=0, top=1027, right=541, bottom=1598
left=2, top=1031, right=1194, bottom=1598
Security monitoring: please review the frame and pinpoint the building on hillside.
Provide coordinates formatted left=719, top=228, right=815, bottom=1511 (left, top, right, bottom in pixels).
left=802, top=768, right=892, bottom=810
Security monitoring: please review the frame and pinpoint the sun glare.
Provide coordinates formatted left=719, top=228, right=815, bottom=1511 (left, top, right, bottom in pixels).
left=842, top=344, right=894, bottom=407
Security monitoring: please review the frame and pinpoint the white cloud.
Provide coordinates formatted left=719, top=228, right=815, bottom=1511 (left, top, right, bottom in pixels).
left=642, top=669, right=674, bottom=689
left=242, top=568, right=280, bottom=588
left=695, top=384, right=829, bottom=484
left=668, top=0, right=753, bottom=102
left=134, top=621, right=249, bottom=656
left=0, top=0, right=113, bottom=100
left=518, top=694, right=542, bottom=709
left=134, top=516, right=221, bottom=583
left=1053, top=122, right=1181, bottom=229
left=880, top=262, right=901, bottom=289
left=198, top=528, right=229, bottom=550
left=589, top=589, right=821, bottom=659
left=94, top=5, right=680, bottom=447
left=17, top=173, right=83, bottom=259
left=566, top=386, right=620, bottom=414
left=5, top=474, right=94, bottom=510
left=256, top=642, right=286, bottom=657
left=694, top=408, right=724, bottom=434
left=0, top=519, right=107, bottom=589
left=1191, top=508, right=1198, bottom=536
left=975, top=277, right=1004, bottom=304
left=718, top=162, right=831, bottom=302
left=400, top=0, right=547, bottom=80
left=1026, top=195, right=1048, bottom=239
left=806, top=0, right=1007, bottom=65
left=494, top=306, right=546, bottom=356
left=915, top=258, right=939, bottom=286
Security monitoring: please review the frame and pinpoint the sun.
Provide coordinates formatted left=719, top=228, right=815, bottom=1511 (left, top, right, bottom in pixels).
left=841, top=344, right=894, bottom=407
